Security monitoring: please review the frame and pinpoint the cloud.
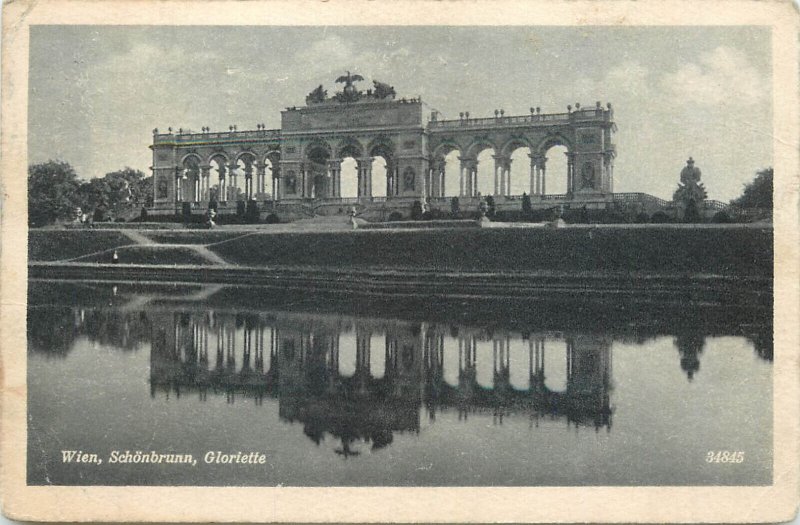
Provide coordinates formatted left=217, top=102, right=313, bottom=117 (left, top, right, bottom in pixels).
left=661, top=46, right=767, bottom=107
left=573, top=60, right=651, bottom=105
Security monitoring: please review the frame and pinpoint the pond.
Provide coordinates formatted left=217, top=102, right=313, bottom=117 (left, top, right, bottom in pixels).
left=27, top=280, right=772, bottom=486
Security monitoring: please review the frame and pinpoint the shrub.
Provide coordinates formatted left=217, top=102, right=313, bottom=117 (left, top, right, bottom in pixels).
left=245, top=200, right=260, bottom=223
left=388, top=211, right=403, bottom=222
left=521, top=192, right=532, bottom=215
left=411, top=200, right=423, bottom=220
left=265, top=213, right=280, bottom=224
left=713, top=211, right=731, bottom=223
left=635, top=212, right=650, bottom=223
left=651, top=211, right=671, bottom=223
left=485, top=195, right=496, bottom=217
left=236, top=200, right=246, bottom=219
left=450, top=197, right=460, bottom=218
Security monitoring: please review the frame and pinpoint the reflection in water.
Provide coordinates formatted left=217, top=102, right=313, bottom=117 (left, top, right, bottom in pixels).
left=147, top=311, right=614, bottom=454
left=27, top=281, right=773, bottom=485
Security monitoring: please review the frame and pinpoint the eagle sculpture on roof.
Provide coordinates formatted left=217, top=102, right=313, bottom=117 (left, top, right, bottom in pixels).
left=335, top=71, right=365, bottom=85
left=333, top=71, right=365, bottom=102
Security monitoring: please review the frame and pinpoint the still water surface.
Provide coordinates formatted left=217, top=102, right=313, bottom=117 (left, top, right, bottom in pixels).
left=27, top=280, right=772, bottom=486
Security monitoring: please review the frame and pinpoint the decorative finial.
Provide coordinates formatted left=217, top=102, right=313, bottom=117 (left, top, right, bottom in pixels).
left=567, top=105, right=572, bottom=112
left=495, top=109, right=499, bottom=117
left=153, top=128, right=158, bottom=134
left=575, top=102, right=580, bottom=109
left=687, top=157, right=694, bottom=164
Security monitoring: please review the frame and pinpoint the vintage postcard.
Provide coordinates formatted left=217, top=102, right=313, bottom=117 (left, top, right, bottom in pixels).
left=1, top=0, right=798, bottom=522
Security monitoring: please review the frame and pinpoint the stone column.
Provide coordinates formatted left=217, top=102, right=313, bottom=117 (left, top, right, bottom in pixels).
left=175, top=172, right=183, bottom=202
left=458, top=159, right=466, bottom=197
left=493, top=156, right=501, bottom=195
left=470, top=162, right=478, bottom=197
left=504, top=159, right=513, bottom=196
left=438, top=161, right=446, bottom=197
left=255, top=162, right=266, bottom=198
left=272, top=163, right=281, bottom=202
left=218, top=164, right=227, bottom=202
left=244, top=163, right=254, bottom=199
left=357, top=157, right=372, bottom=200
left=566, top=153, right=574, bottom=194
left=201, top=166, right=210, bottom=202
left=529, top=155, right=537, bottom=196
left=328, top=159, right=342, bottom=198
left=300, top=164, right=307, bottom=198
left=228, top=163, right=238, bottom=201
left=540, top=159, right=547, bottom=195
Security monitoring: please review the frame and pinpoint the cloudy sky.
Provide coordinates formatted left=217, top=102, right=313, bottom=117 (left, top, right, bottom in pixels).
left=29, top=25, right=771, bottom=201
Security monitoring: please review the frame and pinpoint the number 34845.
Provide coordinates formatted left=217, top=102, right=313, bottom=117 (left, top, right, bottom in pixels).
left=706, top=451, right=745, bottom=463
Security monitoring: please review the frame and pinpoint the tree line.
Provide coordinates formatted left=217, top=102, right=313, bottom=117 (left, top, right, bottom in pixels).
left=28, top=161, right=152, bottom=227
left=27, top=160, right=773, bottom=227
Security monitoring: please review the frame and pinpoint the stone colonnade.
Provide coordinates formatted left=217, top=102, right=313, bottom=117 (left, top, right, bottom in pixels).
left=176, top=157, right=281, bottom=203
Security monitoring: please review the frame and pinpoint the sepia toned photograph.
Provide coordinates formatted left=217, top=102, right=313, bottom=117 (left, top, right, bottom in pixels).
left=2, top=1, right=798, bottom=522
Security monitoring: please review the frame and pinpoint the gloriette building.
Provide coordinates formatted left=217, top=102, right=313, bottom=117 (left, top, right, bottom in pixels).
left=150, top=73, right=619, bottom=220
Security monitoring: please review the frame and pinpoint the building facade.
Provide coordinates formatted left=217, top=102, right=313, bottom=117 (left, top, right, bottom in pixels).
left=150, top=74, right=617, bottom=220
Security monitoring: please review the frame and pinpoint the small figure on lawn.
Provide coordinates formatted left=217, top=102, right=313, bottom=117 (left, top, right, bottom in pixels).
left=478, top=199, right=490, bottom=223
left=206, top=208, right=217, bottom=229
left=348, top=206, right=358, bottom=229
left=111, top=250, right=120, bottom=264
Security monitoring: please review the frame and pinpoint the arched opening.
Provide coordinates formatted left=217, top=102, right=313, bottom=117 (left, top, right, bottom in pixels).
left=509, top=146, right=533, bottom=196
left=541, top=145, right=569, bottom=196
left=235, top=154, right=257, bottom=201
left=306, top=146, right=330, bottom=199
left=371, top=157, right=388, bottom=198
left=475, top=148, right=495, bottom=197
left=265, top=153, right=281, bottom=200
left=181, top=156, right=201, bottom=203
left=261, top=156, right=275, bottom=200
left=337, top=142, right=362, bottom=199
left=208, top=155, right=227, bottom=203
left=339, top=157, right=358, bottom=198
left=369, top=143, right=394, bottom=198
left=443, top=149, right=461, bottom=197
left=542, top=338, right=568, bottom=392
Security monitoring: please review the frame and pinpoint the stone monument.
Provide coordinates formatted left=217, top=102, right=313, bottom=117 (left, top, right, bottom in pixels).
left=673, top=157, right=707, bottom=221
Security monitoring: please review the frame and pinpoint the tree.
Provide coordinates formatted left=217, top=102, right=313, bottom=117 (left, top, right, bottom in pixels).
left=28, top=161, right=81, bottom=227
left=731, top=168, right=772, bottom=209
left=102, top=167, right=150, bottom=218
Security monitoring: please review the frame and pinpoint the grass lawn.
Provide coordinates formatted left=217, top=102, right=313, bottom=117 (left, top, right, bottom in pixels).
left=141, top=231, right=251, bottom=245
left=74, top=246, right=214, bottom=265
left=209, top=226, right=773, bottom=276
left=29, top=230, right=133, bottom=261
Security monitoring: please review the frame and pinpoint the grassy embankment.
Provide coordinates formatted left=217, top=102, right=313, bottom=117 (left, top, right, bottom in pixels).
left=29, top=226, right=773, bottom=277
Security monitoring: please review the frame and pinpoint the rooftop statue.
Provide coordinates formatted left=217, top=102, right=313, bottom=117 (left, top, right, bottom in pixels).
left=305, top=84, right=327, bottom=105
left=371, top=80, right=396, bottom=100
left=334, top=71, right=365, bottom=103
